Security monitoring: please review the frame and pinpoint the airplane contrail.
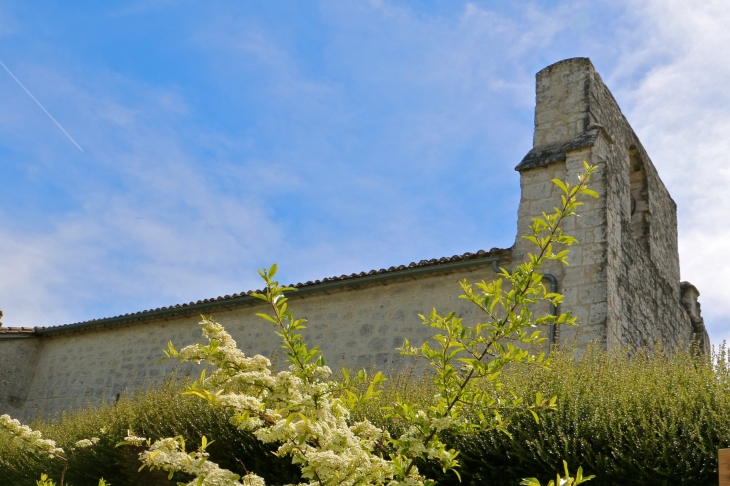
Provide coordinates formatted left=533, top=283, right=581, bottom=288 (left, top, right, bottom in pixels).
left=0, top=60, right=83, bottom=152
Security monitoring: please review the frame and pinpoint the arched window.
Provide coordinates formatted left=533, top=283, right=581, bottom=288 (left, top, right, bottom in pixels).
left=629, top=147, right=650, bottom=250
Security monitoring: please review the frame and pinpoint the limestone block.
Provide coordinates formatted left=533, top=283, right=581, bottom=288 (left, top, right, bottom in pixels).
left=522, top=182, right=556, bottom=200
left=589, top=302, right=608, bottom=326
left=580, top=244, right=606, bottom=266
left=578, top=283, right=606, bottom=305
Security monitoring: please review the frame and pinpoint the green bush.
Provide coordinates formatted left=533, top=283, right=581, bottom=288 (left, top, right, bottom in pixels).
left=425, top=344, right=730, bottom=486
left=3, top=345, right=727, bottom=485
left=0, top=375, right=300, bottom=486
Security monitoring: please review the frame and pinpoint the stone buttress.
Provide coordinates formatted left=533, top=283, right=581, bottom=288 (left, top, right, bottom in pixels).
left=513, top=57, right=708, bottom=352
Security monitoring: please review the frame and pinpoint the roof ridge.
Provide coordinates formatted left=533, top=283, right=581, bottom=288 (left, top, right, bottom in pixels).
left=28, top=247, right=508, bottom=334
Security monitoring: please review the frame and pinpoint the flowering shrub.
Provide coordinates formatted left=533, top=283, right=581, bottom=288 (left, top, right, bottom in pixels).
left=118, top=163, right=598, bottom=485
left=0, top=413, right=107, bottom=486
left=123, top=278, right=396, bottom=485
left=0, top=414, right=65, bottom=459
left=121, top=433, right=260, bottom=485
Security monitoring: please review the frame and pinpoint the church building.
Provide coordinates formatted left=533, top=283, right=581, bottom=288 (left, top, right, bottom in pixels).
left=0, top=58, right=708, bottom=420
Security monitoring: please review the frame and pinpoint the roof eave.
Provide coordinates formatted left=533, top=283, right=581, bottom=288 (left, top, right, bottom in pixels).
left=35, top=251, right=508, bottom=337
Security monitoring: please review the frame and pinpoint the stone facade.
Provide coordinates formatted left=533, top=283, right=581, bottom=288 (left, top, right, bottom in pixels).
left=0, top=58, right=707, bottom=421
left=0, top=259, right=514, bottom=420
left=515, top=58, right=708, bottom=352
left=0, top=332, right=40, bottom=413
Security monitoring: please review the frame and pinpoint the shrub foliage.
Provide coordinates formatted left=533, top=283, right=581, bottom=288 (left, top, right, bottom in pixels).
left=0, top=377, right=300, bottom=486
left=447, top=344, right=729, bottom=486
left=2, top=345, right=728, bottom=485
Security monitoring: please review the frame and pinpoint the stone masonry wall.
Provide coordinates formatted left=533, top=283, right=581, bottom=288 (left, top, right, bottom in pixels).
left=5, top=263, right=529, bottom=421
left=0, top=336, right=40, bottom=416
left=513, top=147, right=609, bottom=349
left=517, top=57, right=699, bottom=352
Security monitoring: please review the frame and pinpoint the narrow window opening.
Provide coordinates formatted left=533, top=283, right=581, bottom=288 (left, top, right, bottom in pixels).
left=629, top=147, right=650, bottom=250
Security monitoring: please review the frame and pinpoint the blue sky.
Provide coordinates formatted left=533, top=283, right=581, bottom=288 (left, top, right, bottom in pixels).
left=1, top=1, right=730, bottom=344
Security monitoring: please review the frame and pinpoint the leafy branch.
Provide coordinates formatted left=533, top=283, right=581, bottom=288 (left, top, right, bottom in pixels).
left=388, top=162, right=598, bottom=481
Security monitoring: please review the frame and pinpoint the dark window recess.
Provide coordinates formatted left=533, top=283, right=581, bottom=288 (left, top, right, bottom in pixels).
left=629, top=147, right=650, bottom=251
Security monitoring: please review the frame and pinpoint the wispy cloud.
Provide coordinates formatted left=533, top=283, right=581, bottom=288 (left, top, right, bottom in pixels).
left=612, top=0, right=730, bottom=343
left=0, top=1, right=579, bottom=327
left=0, top=65, right=285, bottom=326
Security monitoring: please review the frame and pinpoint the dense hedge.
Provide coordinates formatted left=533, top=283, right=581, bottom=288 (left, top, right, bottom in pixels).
left=2, top=346, right=729, bottom=485
left=0, top=375, right=301, bottom=486
left=426, top=345, right=730, bottom=486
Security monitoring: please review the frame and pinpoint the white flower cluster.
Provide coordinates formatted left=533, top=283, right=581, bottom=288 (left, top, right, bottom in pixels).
left=139, top=318, right=429, bottom=486
left=73, top=437, right=100, bottom=449
left=132, top=433, right=264, bottom=486
left=0, top=414, right=64, bottom=458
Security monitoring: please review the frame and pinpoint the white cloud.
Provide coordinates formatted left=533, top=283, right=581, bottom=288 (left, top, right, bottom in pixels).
left=0, top=1, right=584, bottom=328
left=0, top=62, right=287, bottom=327
left=616, top=0, right=730, bottom=343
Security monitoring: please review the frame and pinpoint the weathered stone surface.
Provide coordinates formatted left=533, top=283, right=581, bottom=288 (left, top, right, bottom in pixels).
left=515, top=57, right=697, bottom=353
left=2, top=263, right=522, bottom=420
left=0, top=336, right=40, bottom=414
left=680, top=282, right=710, bottom=353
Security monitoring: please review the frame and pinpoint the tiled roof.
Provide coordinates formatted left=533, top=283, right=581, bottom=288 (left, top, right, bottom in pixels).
left=0, top=327, right=36, bottom=336
left=25, top=247, right=508, bottom=335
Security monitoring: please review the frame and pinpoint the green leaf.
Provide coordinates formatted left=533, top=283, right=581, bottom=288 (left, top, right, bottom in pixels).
left=529, top=409, right=540, bottom=423
left=520, top=479, right=542, bottom=486
left=255, top=313, right=278, bottom=324
left=551, top=178, right=569, bottom=194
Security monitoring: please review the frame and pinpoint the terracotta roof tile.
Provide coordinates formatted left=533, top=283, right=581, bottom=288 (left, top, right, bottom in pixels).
left=0, top=327, right=36, bottom=336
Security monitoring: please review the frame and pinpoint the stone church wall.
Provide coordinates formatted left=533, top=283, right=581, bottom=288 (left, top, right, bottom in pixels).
left=513, top=147, right=610, bottom=349
left=4, top=261, right=517, bottom=421
left=0, top=335, right=40, bottom=417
